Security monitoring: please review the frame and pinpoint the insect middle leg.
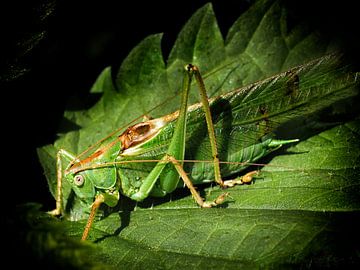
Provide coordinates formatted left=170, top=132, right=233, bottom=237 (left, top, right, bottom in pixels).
left=167, top=155, right=229, bottom=207
left=129, top=154, right=229, bottom=207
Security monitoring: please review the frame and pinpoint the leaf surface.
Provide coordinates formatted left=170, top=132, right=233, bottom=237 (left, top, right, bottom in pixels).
left=34, top=1, right=360, bottom=268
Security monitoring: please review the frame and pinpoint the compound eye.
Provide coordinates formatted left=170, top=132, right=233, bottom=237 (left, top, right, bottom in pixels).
left=74, top=174, right=85, bottom=186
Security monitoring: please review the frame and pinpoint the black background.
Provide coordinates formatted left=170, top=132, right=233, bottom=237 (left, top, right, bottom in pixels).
left=2, top=0, right=359, bottom=208
left=2, top=0, right=252, bottom=208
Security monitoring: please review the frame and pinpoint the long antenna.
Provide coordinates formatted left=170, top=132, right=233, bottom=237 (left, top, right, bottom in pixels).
left=69, top=93, right=179, bottom=166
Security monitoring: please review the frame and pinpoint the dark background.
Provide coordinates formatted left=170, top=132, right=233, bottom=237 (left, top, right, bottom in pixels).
left=2, top=0, right=359, bottom=215
left=2, top=0, right=251, bottom=209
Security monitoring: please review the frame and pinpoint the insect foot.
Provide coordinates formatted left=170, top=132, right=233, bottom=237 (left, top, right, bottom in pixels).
left=201, top=192, right=230, bottom=208
left=223, top=170, right=259, bottom=187
left=47, top=208, right=61, bottom=216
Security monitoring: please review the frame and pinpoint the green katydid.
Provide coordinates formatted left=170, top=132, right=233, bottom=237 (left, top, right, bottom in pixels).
left=48, top=53, right=358, bottom=241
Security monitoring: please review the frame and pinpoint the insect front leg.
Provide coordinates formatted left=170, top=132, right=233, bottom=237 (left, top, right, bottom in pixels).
left=48, top=149, right=77, bottom=216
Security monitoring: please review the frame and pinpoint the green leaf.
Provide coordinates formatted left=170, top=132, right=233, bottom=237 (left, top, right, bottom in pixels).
left=34, top=1, right=359, bottom=268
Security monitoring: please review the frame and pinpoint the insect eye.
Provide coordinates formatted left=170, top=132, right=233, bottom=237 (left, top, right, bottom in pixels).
left=74, top=174, right=85, bottom=186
